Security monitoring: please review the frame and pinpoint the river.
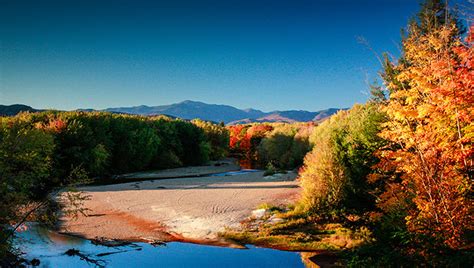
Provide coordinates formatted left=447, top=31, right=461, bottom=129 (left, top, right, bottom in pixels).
left=15, top=223, right=306, bottom=267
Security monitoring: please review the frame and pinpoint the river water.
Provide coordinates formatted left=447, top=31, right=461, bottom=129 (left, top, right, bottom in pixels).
left=15, top=223, right=306, bottom=267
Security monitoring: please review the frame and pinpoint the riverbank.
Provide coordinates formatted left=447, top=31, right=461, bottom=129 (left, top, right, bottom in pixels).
left=111, top=158, right=241, bottom=181
left=58, top=164, right=300, bottom=247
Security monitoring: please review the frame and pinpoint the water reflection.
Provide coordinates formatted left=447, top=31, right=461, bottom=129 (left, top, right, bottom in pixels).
left=33, top=225, right=84, bottom=246
left=238, top=158, right=255, bottom=169
left=210, top=169, right=260, bottom=177
left=15, top=223, right=306, bottom=267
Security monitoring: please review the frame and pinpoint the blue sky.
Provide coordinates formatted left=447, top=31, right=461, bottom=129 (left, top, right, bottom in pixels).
left=0, top=0, right=468, bottom=111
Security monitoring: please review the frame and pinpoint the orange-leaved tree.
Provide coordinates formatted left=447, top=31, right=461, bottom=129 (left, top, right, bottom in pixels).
left=374, top=22, right=473, bottom=250
left=227, top=124, right=274, bottom=166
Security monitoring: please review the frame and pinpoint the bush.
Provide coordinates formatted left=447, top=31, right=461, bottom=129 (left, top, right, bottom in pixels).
left=298, top=103, right=386, bottom=213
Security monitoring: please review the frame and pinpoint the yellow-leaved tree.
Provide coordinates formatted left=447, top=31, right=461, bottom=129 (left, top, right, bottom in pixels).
left=374, top=20, right=473, bottom=250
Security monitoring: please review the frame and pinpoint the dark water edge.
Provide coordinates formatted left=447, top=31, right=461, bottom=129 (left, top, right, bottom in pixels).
left=14, top=223, right=305, bottom=268
left=210, top=169, right=260, bottom=176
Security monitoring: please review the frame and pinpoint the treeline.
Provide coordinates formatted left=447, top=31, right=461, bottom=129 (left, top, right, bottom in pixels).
left=0, top=111, right=228, bottom=260
left=227, top=122, right=314, bottom=170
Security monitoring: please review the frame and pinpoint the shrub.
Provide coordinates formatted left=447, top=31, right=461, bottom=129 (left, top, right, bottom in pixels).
left=298, top=104, right=386, bottom=213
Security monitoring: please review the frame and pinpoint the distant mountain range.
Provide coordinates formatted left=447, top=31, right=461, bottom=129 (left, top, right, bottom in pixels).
left=102, top=100, right=344, bottom=124
left=0, top=100, right=345, bottom=124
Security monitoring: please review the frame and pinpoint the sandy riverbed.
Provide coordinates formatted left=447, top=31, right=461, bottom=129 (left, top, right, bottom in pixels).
left=59, top=163, right=300, bottom=246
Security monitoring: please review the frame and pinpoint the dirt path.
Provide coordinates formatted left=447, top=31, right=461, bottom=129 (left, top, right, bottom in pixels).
left=59, top=167, right=300, bottom=246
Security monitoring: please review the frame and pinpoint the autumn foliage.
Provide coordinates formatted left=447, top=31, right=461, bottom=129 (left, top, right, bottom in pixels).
left=228, top=124, right=273, bottom=166
left=373, top=24, right=473, bottom=250
left=295, top=2, right=472, bottom=264
left=227, top=123, right=314, bottom=169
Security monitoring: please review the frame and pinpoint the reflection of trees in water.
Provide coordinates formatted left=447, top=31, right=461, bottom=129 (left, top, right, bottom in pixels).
left=65, top=248, right=107, bottom=267
left=238, top=158, right=254, bottom=169
left=20, top=224, right=145, bottom=268
left=36, top=225, right=84, bottom=246
left=64, top=246, right=143, bottom=268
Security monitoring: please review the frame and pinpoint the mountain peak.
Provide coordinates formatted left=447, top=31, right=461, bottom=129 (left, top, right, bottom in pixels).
left=180, top=100, right=204, bottom=105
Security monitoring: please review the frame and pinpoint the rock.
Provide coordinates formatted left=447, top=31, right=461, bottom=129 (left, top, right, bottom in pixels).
left=30, top=258, right=40, bottom=266
left=150, top=240, right=166, bottom=247
left=140, top=237, right=166, bottom=247
left=64, top=248, right=80, bottom=256
left=251, top=208, right=267, bottom=219
left=268, top=215, right=284, bottom=224
left=264, top=173, right=284, bottom=180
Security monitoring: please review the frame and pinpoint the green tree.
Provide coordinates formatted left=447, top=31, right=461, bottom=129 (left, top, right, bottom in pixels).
left=0, top=116, right=55, bottom=258
left=298, top=104, right=386, bottom=213
left=192, top=119, right=229, bottom=160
